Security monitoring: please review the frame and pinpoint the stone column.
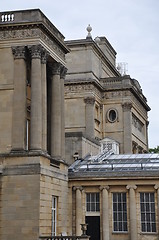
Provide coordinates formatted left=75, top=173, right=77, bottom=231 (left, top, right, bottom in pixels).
left=122, top=102, right=132, bottom=153
left=84, top=96, right=95, bottom=138
left=41, top=49, right=48, bottom=152
left=99, top=186, right=109, bottom=240
left=51, top=62, right=62, bottom=158
left=60, top=66, right=67, bottom=159
left=126, top=185, right=137, bottom=240
left=12, top=46, right=27, bottom=151
left=154, top=185, right=159, bottom=233
left=29, top=45, right=42, bottom=150
left=73, top=186, right=83, bottom=236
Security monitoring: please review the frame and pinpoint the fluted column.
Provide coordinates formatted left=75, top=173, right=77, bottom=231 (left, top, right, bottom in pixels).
left=41, top=49, right=48, bottom=152
left=12, top=46, right=27, bottom=150
left=60, top=66, right=67, bottom=159
left=122, top=102, right=132, bottom=153
left=99, top=186, right=110, bottom=240
left=84, top=96, right=95, bottom=138
left=126, top=185, right=137, bottom=240
left=73, top=186, right=83, bottom=236
left=29, top=45, right=42, bottom=150
left=51, top=62, right=62, bottom=158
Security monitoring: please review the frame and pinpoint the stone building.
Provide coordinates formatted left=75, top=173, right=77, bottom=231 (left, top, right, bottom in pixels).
left=0, top=8, right=157, bottom=240
left=0, top=9, right=70, bottom=240
left=69, top=152, right=159, bottom=240
left=64, top=29, right=150, bottom=164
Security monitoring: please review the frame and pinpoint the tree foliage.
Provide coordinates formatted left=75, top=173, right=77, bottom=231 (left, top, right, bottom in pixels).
left=149, top=146, right=159, bottom=153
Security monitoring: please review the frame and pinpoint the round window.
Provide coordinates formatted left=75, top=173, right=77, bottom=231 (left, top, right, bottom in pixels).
left=107, top=109, right=117, bottom=123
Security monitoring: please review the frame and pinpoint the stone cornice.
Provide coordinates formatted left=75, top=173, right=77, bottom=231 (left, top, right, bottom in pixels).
left=0, top=9, right=69, bottom=54
left=65, top=39, right=120, bottom=77
left=0, top=27, right=67, bottom=60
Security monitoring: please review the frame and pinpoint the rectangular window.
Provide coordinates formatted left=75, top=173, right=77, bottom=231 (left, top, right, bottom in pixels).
left=140, top=193, right=156, bottom=232
left=113, top=193, right=127, bottom=232
left=86, top=193, right=100, bottom=212
left=52, top=196, right=57, bottom=236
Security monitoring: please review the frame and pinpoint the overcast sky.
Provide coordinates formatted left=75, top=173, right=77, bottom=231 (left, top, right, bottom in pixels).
left=1, top=0, right=159, bottom=148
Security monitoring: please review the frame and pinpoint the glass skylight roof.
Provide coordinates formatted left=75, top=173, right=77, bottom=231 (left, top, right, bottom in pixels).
left=69, top=152, right=159, bottom=173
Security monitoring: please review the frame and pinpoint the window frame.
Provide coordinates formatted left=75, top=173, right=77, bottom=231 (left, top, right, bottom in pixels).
left=86, top=192, right=100, bottom=213
left=140, top=192, right=156, bottom=233
left=112, top=192, right=128, bottom=232
left=52, top=196, right=57, bottom=236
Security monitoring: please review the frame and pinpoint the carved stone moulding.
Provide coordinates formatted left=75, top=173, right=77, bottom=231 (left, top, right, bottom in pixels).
left=0, top=27, right=65, bottom=60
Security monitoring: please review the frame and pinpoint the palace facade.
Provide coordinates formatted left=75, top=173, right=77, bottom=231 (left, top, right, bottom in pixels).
left=0, top=9, right=158, bottom=240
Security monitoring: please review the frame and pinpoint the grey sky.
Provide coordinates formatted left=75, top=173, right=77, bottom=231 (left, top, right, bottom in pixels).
left=1, top=0, right=159, bottom=148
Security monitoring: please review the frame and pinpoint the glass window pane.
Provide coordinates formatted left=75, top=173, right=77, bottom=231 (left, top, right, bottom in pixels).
left=151, top=203, right=155, bottom=212
left=147, top=222, right=151, bottom=232
left=123, top=222, right=127, bottom=231
left=118, top=202, right=122, bottom=211
left=114, top=222, right=117, bottom=231
left=113, top=203, right=117, bottom=211
left=113, top=212, right=117, bottom=221
left=87, top=193, right=90, bottom=202
left=146, top=203, right=150, bottom=212
left=150, top=193, right=154, bottom=202
left=140, top=193, right=144, bottom=202
left=152, top=223, right=156, bottom=232
left=91, top=194, right=95, bottom=202
left=96, top=202, right=100, bottom=211
left=140, top=203, right=145, bottom=212
left=141, top=223, right=146, bottom=232
left=145, top=193, right=149, bottom=202
left=118, top=193, right=121, bottom=202
left=123, top=193, right=126, bottom=202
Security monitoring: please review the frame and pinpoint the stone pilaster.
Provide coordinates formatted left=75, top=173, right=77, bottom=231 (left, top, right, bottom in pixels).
left=12, top=46, right=27, bottom=151
left=99, top=186, right=109, bottom=240
left=126, top=185, right=137, bottom=240
left=60, top=66, right=67, bottom=159
left=154, top=185, right=159, bottom=233
left=122, top=102, right=132, bottom=153
left=50, top=62, right=62, bottom=158
left=84, top=96, right=95, bottom=138
left=41, top=49, right=49, bottom=152
left=29, top=45, right=42, bottom=150
left=73, top=186, right=83, bottom=236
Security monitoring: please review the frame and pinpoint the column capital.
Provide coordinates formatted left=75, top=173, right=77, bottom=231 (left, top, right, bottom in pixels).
left=73, top=186, right=83, bottom=192
left=126, top=184, right=137, bottom=190
left=29, top=44, right=42, bottom=59
left=99, top=185, right=109, bottom=191
left=41, top=48, right=49, bottom=64
left=84, top=96, right=95, bottom=105
left=52, top=62, right=62, bottom=75
left=122, top=101, right=132, bottom=111
left=60, top=65, right=67, bottom=79
left=12, top=46, right=26, bottom=59
left=154, top=185, right=159, bottom=190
